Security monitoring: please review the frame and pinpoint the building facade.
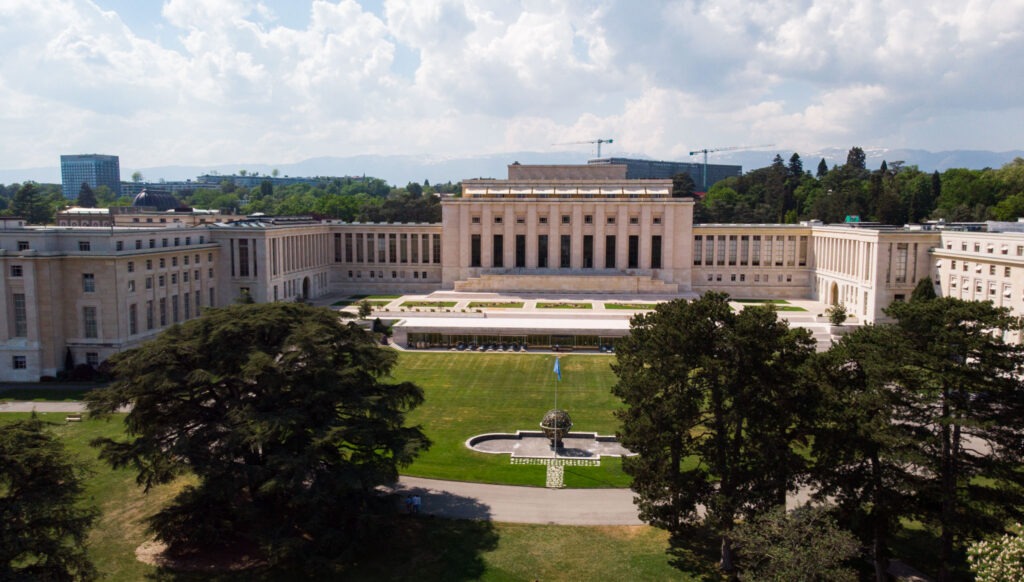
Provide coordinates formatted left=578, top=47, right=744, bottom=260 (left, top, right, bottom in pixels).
left=60, top=154, right=121, bottom=200
left=6, top=164, right=1024, bottom=380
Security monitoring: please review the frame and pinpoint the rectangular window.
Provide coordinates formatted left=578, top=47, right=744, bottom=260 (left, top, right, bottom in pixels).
left=159, top=298, right=167, bottom=326
left=539, top=216, right=548, bottom=224
left=209, top=287, right=215, bottom=307
left=628, top=235, right=639, bottom=269
left=774, top=236, right=784, bottom=266
left=1005, top=266, right=1011, bottom=277
left=127, top=261, right=134, bottom=273
left=560, top=235, right=571, bottom=268
left=195, top=291, right=201, bottom=316
left=798, top=236, right=808, bottom=266
left=12, top=293, right=27, bottom=337
left=17, top=241, right=29, bottom=251
left=538, top=235, right=549, bottom=268
left=583, top=235, right=594, bottom=268
left=787, top=236, right=796, bottom=266
left=606, top=235, right=616, bottom=269
left=705, top=236, right=715, bottom=265
left=146, top=300, right=154, bottom=330
left=82, top=273, right=95, bottom=292
left=128, top=280, right=135, bottom=292
left=400, top=234, right=408, bottom=263
left=238, top=239, right=250, bottom=277
left=183, top=271, right=189, bottom=282
left=561, top=215, right=570, bottom=225
left=751, top=236, right=761, bottom=266
left=378, top=234, right=387, bottom=263
left=728, top=235, right=737, bottom=266
left=470, top=235, right=481, bottom=267
left=160, top=258, right=165, bottom=269
left=389, top=233, right=397, bottom=263
left=651, top=235, right=662, bottom=269
left=12, top=356, right=26, bottom=369
left=606, top=216, right=616, bottom=225
left=492, top=234, right=504, bottom=268
left=78, top=241, right=90, bottom=251
left=184, top=293, right=191, bottom=320
left=172, top=257, right=178, bottom=267
left=158, top=275, right=165, bottom=287
left=129, top=304, right=137, bottom=335
left=494, top=216, right=503, bottom=224
left=471, top=216, right=480, bottom=224
left=584, top=215, right=593, bottom=225
left=411, top=234, right=419, bottom=263
left=895, top=243, right=908, bottom=283
left=717, top=236, right=727, bottom=266
left=515, top=234, right=526, bottom=268
left=83, top=306, right=98, bottom=338
left=10, top=264, right=22, bottom=277
left=136, top=240, right=142, bottom=249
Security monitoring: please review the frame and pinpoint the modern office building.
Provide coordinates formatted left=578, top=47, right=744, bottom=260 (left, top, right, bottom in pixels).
left=60, top=154, right=121, bottom=200
left=588, top=157, right=742, bottom=190
left=4, top=162, right=1024, bottom=380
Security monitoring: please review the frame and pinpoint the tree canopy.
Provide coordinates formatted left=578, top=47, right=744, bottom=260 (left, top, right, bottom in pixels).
left=612, top=292, right=816, bottom=572
left=86, top=302, right=430, bottom=569
left=1, top=415, right=98, bottom=581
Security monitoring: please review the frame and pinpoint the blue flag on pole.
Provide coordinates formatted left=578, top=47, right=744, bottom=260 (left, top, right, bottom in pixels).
left=553, top=357, right=561, bottom=382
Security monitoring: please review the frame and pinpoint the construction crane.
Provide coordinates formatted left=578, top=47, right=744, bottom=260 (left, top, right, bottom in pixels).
left=688, top=144, right=774, bottom=191
left=552, top=138, right=615, bottom=158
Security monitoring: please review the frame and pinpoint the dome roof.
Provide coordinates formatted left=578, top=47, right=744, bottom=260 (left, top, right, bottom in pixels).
left=132, top=189, right=180, bottom=211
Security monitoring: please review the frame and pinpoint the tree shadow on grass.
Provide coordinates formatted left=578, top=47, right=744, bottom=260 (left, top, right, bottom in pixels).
left=665, top=523, right=727, bottom=581
left=145, top=491, right=498, bottom=582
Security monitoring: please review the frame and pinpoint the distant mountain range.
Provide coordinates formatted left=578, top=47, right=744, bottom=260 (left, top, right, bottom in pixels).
left=4, top=148, right=1021, bottom=187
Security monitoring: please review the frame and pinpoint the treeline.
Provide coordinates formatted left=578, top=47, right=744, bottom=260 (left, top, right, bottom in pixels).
left=0, top=177, right=453, bottom=224
left=696, top=147, right=1024, bottom=225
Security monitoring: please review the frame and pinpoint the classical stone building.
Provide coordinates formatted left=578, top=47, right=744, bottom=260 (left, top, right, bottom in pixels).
left=5, top=163, right=1024, bottom=380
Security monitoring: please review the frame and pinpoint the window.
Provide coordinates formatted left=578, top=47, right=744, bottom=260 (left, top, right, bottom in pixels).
left=159, top=298, right=167, bottom=326
left=146, top=300, right=154, bottom=330
left=606, top=235, right=616, bottom=268
left=12, top=356, right=26, bottom=369
left=83, top=306, right=98, bottom=338
left=516, top=216, right=525, bottom=224
left=607, top=217, right=616, bottom=225
left=12, top=294, right=26, bottom=337
left=78, top=241, right=91, bottom=251
left=183, top=271, right=189, bottom=282
left=515, top=234, right=526, bottom=268
left=171, top=274, right=177, bottom=284
left=158, top=275, right=165, bottom=287
left=145, top=277, right=152, bottom=290
left=116, top=241, right=124, bottom=251
left=471, top=216, right=481, bottom=224
left=127, top=261, right=134, bottom=273
left=951, top=260, right=957, bottom=269
left=538, top=235, right=549, bottom=268
left=582, top=235, right=593, bottom=268
left=85, top=352, right=99, bottom=367
left=238, top=239, right=249, bottom=276
left=990, top=265, right=996, bottom=276
left=208, top=253, right=213, bottom=262
left=539, top=216, right=548, bottom=224
left=494, top=216, right=503, bottom=224
left=493, top=234, right=504, bottom=268
left=629, top=216, right=639, bottom=225
left=17, top=241, right=29, bottom=251
left=184, top=293, right=190, bottom=319
left=209, top=268, right=214, bottom=279
left=170, top=295, right=178, bottom=323
left=584, top=215, right=593, bottom=225
left=560, top=235, right=571, bottom=268
left=162, top=238, right=168, bottom=248
left=628, top=235, right=639, bottom=269
left=159, top=258, right=165, bottom=268
left=183, top=255, right=189, bottom=265
left=136, top=240, right=142, bottom=249
left=651, top=236, right=662, bottom=269
left=129, top=304, right=137, bottom=335
left=1005, top=267, right=1011, bottom=277
left=127, top=280, right=135, bottom=292
left=974, top=243, right=980, bottom=252
left=10, top=265, right=22, bottom=277
left=82, top=273, right=95, bottom=292
left=653, top=216, right=662, bottom=225
left=470, top=235, right=481, bottom=267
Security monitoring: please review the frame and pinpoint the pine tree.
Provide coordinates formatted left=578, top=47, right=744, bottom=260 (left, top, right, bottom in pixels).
left=817, top=158, right=829, bottom=178
left=76, top=182, right=97, bottom=208
left=10, top=182, right=52, bottom=224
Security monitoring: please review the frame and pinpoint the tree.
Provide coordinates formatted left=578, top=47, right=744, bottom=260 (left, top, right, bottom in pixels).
left=357, top=300, right=373, bottom=319
left=1, top=415, right=98, bottom=581
left=968, top=523, right=1024, bottom=582
left=10, top=182, right=52, bottom=224
left=817, top=158, right=829, bottom=178
left=910, top=276, right=937, bottom=302
left=787, top=152, right=803, bottom=178
left=272, top=168, right=280, bottom=178
left=672, top=172, right=696, bottom=197
left=846, top=146, right=867, bottom=171
left=612, top=293, right=816, bottom=572
left=131, top=171, right=143, bottom=183
left=732, top=505, right=859, bottom=582
left=76, top=182, right=97, bottom=208
left=86, top=302, right=430, bottom=569
left=883, top=298, right=1024, bottom=581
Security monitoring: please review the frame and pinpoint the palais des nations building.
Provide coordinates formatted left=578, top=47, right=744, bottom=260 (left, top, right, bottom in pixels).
left=3, top=162, right=1024, bottom=381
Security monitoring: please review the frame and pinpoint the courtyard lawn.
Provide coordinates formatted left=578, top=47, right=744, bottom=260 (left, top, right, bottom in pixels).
left=467, top=301, right=525, bottom=309
left=0, top=412, right=693, bottom=580
left=605, top=303, right=657, bottom=310
left=390, top=353, right=630, bottom=488
left=400, top=300, right=458, bottom=308
left=536, top=302, right=593, bottom=309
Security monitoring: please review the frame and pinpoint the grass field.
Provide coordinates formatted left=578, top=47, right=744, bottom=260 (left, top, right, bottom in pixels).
left=392, top=353, right=630, bottom=488
left=605, top=303, right=657, bottom=310
left=400, top=300, right=458, bottom=308
left=0, top=408, right=691, bottom=581
left=536, top=302, right=593, bottom=309
left=467, top=301, right=525, bottom=309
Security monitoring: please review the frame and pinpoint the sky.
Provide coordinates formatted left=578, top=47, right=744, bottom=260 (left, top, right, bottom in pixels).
left=1, top=0, right=1022, bottom=174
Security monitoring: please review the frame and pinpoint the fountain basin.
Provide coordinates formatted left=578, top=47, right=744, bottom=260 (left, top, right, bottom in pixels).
left=466, top=430, right=634, bottom=459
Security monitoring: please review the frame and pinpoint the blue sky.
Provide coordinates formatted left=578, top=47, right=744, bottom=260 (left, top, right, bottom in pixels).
left=1, top=0, right=1022, bottom=176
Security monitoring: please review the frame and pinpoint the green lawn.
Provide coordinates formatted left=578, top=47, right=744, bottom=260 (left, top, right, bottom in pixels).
left=536, top=302, right=593, bottom=309
left=605, top=303, right=657, bottom=310
left=400, top=300, right=458, bottom=308
left=0, top=384, right=98, bottom=401
left=733, top=299, right=789, bottom=304
left=392, top=353, right=630, bottom=488
left=467, top=301, right=525, bottom=309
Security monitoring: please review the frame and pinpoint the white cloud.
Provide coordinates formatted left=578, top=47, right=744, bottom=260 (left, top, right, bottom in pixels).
left=0, top=0, right=1022, bottom=172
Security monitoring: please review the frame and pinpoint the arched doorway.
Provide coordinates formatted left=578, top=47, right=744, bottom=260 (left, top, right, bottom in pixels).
left=302, top=276, right=311, bottom=300
left=830, top=282, right=839, bottom=306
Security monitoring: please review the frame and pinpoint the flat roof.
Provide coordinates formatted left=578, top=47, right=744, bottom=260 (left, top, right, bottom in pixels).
left=392, top=316, right=631, bottom=333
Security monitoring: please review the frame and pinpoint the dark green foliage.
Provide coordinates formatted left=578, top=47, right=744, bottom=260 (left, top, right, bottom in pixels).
left=86, top=302, right=430, bottom=568
left=671, top=172, right=696, bottom=197
left=76, top=183, right=97, bottom=208
left=10, top=182, right=53, bottom=224
left=910, top=277, right=937, bottom=302
left=846, top=146, right=867, bottom=170
left=1, top=415, right=98, bottom=581
left=612, top=292, right=816, bottom=572
left=732, top=505, right=859, bottom=582
left=812, top=298, right=1024, bottom=581
left=817, top=158, right=829, bottom=178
